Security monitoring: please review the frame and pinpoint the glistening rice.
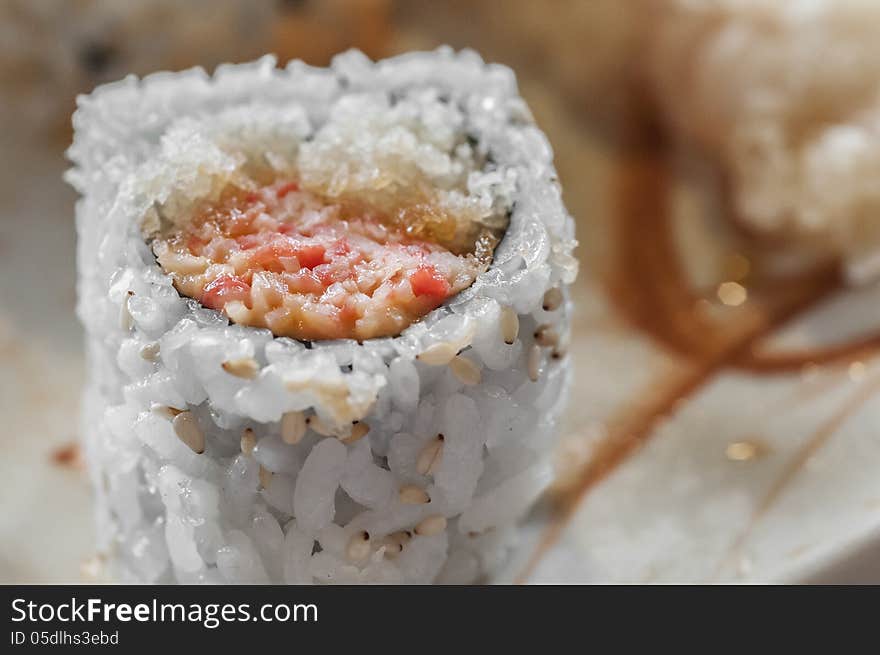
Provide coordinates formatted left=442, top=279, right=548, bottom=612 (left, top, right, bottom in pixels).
left=67, top=49, right=577, bottom=584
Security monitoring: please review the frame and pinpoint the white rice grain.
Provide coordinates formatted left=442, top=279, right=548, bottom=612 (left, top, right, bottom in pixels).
left=293, top=439, right=347, bottom=535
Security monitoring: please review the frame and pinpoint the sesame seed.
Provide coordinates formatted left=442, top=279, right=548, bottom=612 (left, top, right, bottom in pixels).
left=449, top=355, right=482, bottom=385
left=527, top=344, right=542, bottom=382
left=152, top=404, right=184, bottom=420
left=726, top=442, right=756, bottom=461
left=380, top=531, right=411, bottom=558
left=221, top=357, right=259, bottom=379
left=139, top=341, right=160, bottom=361
left=259, top=465, right=273, bottom=489
left=414, top=515, right=447, bottom=536
left=382, top=542, right=404, bottom=558
left=119, top=293, right=133, bottom=330
left=281, top=411, right=306, bottom=445
left=542, top=287, right=563, bottom=312
left=340, top=420, right=370, bottom=445
left=172, top=411, right=205, bottom=454
left=416, top=435, right=444, bottom=476
left=346, top=531, right=372, bottom=562
left=533, top=324, right=559, bottom=348
left=500, top=306, right=519, bottom=344
left=416, top=342, right=457, bottom=365
left=399, top=484, right=430, bottom=504
left=241, top=428, right=257, bottom=455
left=725, top=440, right=769, bottom=462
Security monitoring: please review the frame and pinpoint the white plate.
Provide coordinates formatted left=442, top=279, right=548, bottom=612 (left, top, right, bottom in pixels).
left=3, top=116, right=880, bottom=584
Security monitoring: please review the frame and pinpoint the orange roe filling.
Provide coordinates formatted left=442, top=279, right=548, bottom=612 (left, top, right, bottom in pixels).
left=152, top=180, right=484, bottom=340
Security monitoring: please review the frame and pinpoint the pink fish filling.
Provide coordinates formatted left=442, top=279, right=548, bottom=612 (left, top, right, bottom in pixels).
left=153, top=180, right=486, bottom=341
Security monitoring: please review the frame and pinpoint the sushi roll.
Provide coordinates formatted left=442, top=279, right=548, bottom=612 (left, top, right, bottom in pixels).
left=67, top=49, right=577, bottom=584
left=0, top=0, right=392, bottom=140
left=647, top=0, right=880, bottom=283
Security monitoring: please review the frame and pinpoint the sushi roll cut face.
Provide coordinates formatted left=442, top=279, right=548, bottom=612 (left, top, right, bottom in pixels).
left=146, top=84, right=510, bottom=342
left=152, top=179, right=501, bottom=341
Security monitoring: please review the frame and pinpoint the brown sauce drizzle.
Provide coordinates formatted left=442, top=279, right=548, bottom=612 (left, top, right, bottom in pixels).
left=738, top=334, right=880, bottom=373
left=516, top=93, right=880, bottom=582
left=51, top=442, right=83, bottom=470
left=601, top=113, right=874, bottom=372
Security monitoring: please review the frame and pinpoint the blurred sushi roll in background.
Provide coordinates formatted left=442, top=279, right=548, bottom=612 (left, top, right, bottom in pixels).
left=66, top=49, right=577, bottom=583
left=0, top=0, right=392, bottom=141
left=392, top=0, right=644, bottom=129
left=647, top=0, right=880, bottom=283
